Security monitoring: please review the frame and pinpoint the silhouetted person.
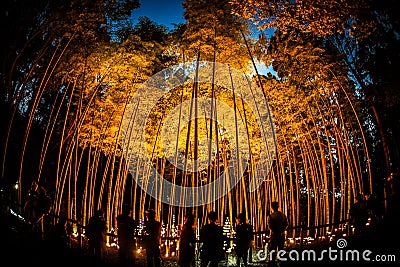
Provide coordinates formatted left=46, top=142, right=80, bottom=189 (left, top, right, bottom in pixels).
left=117, top=204, right=137, bottom=267
left=178, top=214, right=196, bottom=267
left=199, top=211, right=225, bottom=267
left=365, top=194, right=378, bottom=219
left=45, top=216, right=69, bottom=259
left=143, top=209, right=161, bottom=267
left=267, top=201, right=288, bottom=263
left=24, top=180, right=51, bottom=240
left=364, top=193, right=382, bottom=233
left=234, top=212, right=253, bottom=267
left=24, top=181, right=40, bottom=236
left=86, top=209, right=107, bottom=264
left=349, top=195, right=369, bottom=238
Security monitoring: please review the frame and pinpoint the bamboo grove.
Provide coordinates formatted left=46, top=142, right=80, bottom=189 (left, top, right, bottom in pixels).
left=1, top=0, right=399, bottom=244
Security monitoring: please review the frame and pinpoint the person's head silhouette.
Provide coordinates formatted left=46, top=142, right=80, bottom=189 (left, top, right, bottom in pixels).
left=271, top=201, right=279, bottom=211
left=184, top=213, right=195, bottom=228
left=94, top=209, right=103, bottom=217
left=207, top=211, right=218, bottom=223
left=122, top=204, right=131, bottom=215
left=236, top=212, right=246, bottom=224
left=146, top=209, right=156, bottom=221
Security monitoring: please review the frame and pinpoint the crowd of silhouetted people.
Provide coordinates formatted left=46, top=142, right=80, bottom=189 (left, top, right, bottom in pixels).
left=3, top=171, right=400, bottom=267
left=81, top=208, right=257, bottom=267
left=348, top=171, right=400, bottom=247
left=76, top=204, right=289, bottom=267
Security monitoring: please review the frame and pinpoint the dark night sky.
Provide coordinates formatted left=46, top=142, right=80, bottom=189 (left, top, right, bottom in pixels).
left=131, top=0, right=186, bottom=29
